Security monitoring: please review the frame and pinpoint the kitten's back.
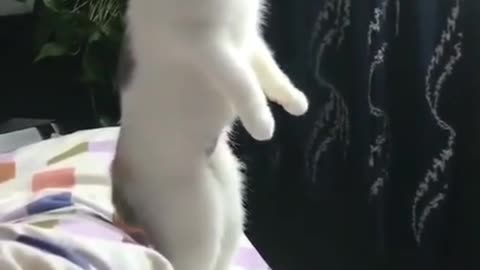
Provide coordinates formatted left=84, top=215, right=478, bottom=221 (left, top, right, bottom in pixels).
left=127, top=0, right=261, bottom=25
left=122, top=0, right=268, bottom=147
left=127, top=0, right=263, bottom=47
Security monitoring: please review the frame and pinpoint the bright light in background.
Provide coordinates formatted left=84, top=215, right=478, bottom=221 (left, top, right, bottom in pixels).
left=0, top=0, right=35, bottom=16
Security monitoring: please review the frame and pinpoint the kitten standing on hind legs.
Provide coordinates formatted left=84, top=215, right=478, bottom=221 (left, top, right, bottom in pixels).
left=111, top=1, right=308, bottom=270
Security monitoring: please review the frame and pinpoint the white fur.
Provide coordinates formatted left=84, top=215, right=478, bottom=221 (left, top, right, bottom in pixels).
left=113, top=1, right=309, bottom=270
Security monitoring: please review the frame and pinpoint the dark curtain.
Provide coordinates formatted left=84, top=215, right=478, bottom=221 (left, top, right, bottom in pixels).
left=235, top=1, right=480, bottom=269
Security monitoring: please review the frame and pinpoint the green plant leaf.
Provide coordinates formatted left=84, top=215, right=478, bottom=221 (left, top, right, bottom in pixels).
left=81, top=41, right=106, bottom=84
left=33, top=13, right=56, bottom=52
left=34, top=42, right=71, bottom=62
left=100, top=18, right=125, bottom=41
left=88, top=30, right=103, bottom=44
left=42, top=0, right=66, bottom=12
left=70, top=14, right=99, bottom=38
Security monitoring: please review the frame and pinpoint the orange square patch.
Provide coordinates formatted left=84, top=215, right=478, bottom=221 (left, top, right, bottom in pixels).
left=32, top=168, right=75, bottom=192
left=0, top=162, right=15, bottom=183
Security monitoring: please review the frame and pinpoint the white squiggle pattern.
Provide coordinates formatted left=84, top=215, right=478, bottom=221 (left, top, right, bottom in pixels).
left=368, top=0, right=389, bottom=46
left=395, top=0, right=400, bottom=35
left=370, top=170, right=386, bottom=195
left=305, top=88, right=349, bottom=183
left=306, top=0, right=351, bottom=183
left=413, top=39, right=462, bottom=242
left=309, top=0, right=336, bottom=51
left=337, top=0, right=351, bottom=47
left=367, top=42, right=388, bottom=118
left=306, top=93, right=335, bottom=182
left=367, top=42, right=389, bottom=197
left=334, top=0, right=343, bottom=28
left=412, top=0, right=461, bottom=243
left=416, top=192, right=447, bottom=237
left=310, top=0, right=351, bottom=63
left=312, top=0, right=351, bottom=71
left=314, top=29, right=339, bottom=76
left=367, top=0, right=394, bottom=197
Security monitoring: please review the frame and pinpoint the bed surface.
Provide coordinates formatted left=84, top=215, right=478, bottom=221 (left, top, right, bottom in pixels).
left=0, top=127, right=271, bottom=270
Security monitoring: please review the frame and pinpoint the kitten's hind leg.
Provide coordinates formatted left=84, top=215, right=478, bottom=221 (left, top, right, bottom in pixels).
left=209, top=138, right=244, bottom=270
left=194, top=42, right=275, bottom=141
left=112, top=153, right=222, bottom=270
left=251, top=36, right=309, bottom=116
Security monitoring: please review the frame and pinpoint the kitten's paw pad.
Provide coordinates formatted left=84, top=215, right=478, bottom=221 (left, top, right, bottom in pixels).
left=283, top=89, right=309, bottom=116
left=242, top=110, right=275, bottom=141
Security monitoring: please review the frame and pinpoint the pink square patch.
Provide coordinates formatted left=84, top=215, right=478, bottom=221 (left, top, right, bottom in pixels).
left=32, top=168, right=75, bottom=192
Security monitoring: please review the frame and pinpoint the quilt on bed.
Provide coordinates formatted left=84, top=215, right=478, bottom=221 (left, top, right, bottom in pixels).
left=0, top=127, right=270, bottom=270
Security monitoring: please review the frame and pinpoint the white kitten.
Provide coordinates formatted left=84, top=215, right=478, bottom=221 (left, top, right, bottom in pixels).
left=111, top=0, right=308, bottom=270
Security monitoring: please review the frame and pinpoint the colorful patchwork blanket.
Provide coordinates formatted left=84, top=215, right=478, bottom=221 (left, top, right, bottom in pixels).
left=0, top=127, right=270, bottom=270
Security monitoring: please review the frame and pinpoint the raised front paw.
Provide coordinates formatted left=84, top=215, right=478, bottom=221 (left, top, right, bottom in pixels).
left=280, top=86, right=309, bottom=116
left=267, top=84, right=309, bottom=116
left=239, top=106, right=275, bottom=141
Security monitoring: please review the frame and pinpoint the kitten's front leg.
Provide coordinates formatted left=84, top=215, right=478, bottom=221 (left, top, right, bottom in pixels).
left=194, top=42, right=275, bottom=141
left=251, top=36, right=309, bottom=116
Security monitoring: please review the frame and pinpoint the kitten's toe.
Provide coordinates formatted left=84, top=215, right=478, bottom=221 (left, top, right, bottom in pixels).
left=283, top=89, right=309, bottom=116
left=241, top=109, right=275, bottom=141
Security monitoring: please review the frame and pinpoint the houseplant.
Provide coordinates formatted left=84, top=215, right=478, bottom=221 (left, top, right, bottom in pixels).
left=17, top=0, right=127, bottom=125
